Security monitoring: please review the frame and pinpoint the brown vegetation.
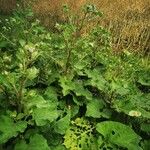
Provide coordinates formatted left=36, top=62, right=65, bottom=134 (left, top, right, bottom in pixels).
left=0, top=0, right=149, bottom=53
left=0, top=0, right=16, bottom=13
left=93, top=0, right=150, bottom=53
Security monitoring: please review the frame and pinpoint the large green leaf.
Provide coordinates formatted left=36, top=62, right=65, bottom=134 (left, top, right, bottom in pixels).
left=26, top=67, right=39, bottom=80
left=141, top=140, right=150, bottom=150
left=15, top=134, right=50, bottom=150
left=0, top=115, right=27, bottom=144
left=33, top=106, right=58, bottom=126
left=114, top=94, right=150, bottom=119
left=141, top=123, right=150, bottom=132
left=44, top=86, right=58, bottom=102
left=59, top=76, right=74, bottom=96
left=86, top=98, right=104, bottom=118
left=96, top=121, right=142, bottom=150
left=54, top=111, right=71, bottom=134
left=85, top=69, right=108, bottom=91
left=73, top=81, right=92, bottom=100
left=25, top=93, right=58, bottom=126
left=28, top=134, right=50, bottom=150
left=110, top=80, right=131, bottom=96
left=137, top=69, right=150, bottom=86
left=15, top=140, right=28, bottom=150
left=59, top=76, right=92, bottom=100
left=0, top=41, right=9, bottom=48
left=25, top=94, right=47, bottom=109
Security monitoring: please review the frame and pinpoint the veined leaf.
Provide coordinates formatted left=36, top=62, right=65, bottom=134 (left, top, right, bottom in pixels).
left=96, top=121, right=142, bottom=150
left=15, top=140, right=28, bottom=150
left=0, top=115, right=27, bottom=144
left=25, top=94, right=58, bottom=126
left=73, top=81, right=92, bottom=100
left=114, top=94, right=150, bottom=119
left=141, top=123, right=150, bottom=132
left=141, top=140, right=150, bottom=150
left=111, top=80, right=131, bottom=96
left=28, top=134, right=50, bottom=150
left=27, top=67, right=39, bottom=80
left=54, top=111, right=71, bottom=134
left=85, top=69, right=108, bottom=91
left=25, top=94, right=46, bottom=109
left=86, top=98, right=104, bottom=118
left=59, top=76, right=92, bottom=100
left=59, top=76, right=74, bottom=96
left=33, top=106, right=58, bottom=126
left=44, top=86, right=58, bottom=103
left=15, top=134, right=50, bottom=150
left=25, top=93, right=58, bottom=109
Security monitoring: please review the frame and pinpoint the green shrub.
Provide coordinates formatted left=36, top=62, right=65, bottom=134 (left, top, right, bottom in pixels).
left=0, top=4, right=149, bottom=150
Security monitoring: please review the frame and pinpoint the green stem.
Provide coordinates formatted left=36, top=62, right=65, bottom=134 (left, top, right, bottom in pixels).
left=64, top=40, right=72, bottom=74
left=18, top=77, right=27, bottom=112
left=0, top=32, right=16, bottom=46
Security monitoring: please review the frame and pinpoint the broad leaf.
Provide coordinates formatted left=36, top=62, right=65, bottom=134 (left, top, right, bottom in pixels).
left=28, top=134, right=50, bottom=150
left=86, top=98, right=104, bottom=118
left=15, top=134, right=50, bottom=150
left=54, top=111, right=71, bottom=134
left=44, top=86, right=58, bottom=102
left=141, top=123, right=150, bottom=132
left=85, top=69, right=108, bottom=91
left=25, top=94, right=58, bottom=126
left=15, top=140, right=28, bottom=150
left=96, top=121, right=142, bottom=150
left=27, top=67, right=39, bottom=80
left=59, top=76, right=92, bottom=100
left=59, top=76, right=74, bottom=96
left=0, top=115, right=27, bottom=144
left=141, top=140, right=150, bottom=150
left=33, top=106, right=58, bottom=126
left=114, top=94, right=150, bottom=119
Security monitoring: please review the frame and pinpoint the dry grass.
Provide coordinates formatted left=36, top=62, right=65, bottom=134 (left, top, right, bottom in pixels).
left=32, top=0, right=150, bottom=53
left=31, top=0, right=87, bottom=28
left=0, top=0, right=149, bottom=53
left=0, top=0, right=16, bottom=13
left=92, top=0, right=150, bottom=53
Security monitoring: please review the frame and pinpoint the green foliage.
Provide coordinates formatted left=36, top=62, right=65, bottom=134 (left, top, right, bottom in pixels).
left=86, top=98, right=105, bottom=118
left=15, top=133, right=50, bottom=150
left=96, top=121, right=141, bottom=150
left=54, top=110, right=71, bottom=135
left=64, top=118, right=97, bottom=150
left=0, top=115, right=27, bottom=144
left=0, top=3, right=149, bottom=150
left=24, top=92, right=58, bottom=126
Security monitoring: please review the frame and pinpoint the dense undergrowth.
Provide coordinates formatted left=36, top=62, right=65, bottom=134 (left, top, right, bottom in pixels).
left=0, top=4, right=150, bottom=150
